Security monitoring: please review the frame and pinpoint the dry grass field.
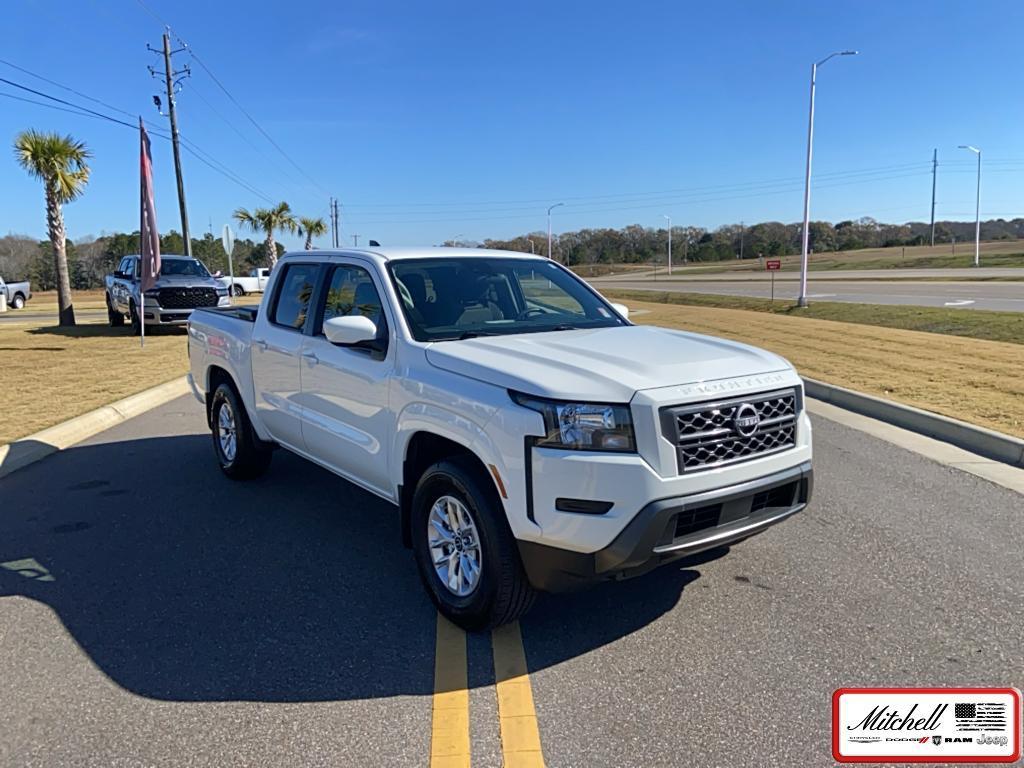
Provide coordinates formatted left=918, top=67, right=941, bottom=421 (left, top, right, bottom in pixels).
left=625, top=298, right=1024, bottom=438
left=0, top=322, right=190, bottom=444
left=3, top=290, right=1021, bottom=445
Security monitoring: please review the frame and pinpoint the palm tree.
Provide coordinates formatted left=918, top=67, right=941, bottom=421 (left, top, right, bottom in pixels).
left=297, top=216, right=328, bottom=250
left=14, top=130, right=91, bottom=326
left=233, top=202, right=297, bottom=268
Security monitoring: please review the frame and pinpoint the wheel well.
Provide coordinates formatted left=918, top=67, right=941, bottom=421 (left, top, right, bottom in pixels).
left=400, top=432, right=494, bottom=548
left=205, top=366, right=236, bottom=428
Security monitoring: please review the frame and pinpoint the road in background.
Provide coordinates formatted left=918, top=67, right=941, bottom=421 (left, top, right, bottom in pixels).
left=2, top=396, right=1022, bottom=766
left=598, top=278, right=1024, bottom=311
left=588, top=266, right=1024, bottom=281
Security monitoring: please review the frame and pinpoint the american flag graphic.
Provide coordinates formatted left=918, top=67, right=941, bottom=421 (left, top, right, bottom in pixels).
left=954, top=702, right=1007, bottom=731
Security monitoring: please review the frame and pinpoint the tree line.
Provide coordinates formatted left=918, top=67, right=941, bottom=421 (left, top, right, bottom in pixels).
left=8, top=127, right=327, bottom=325
left=475, top=217, right=1024, bottom=266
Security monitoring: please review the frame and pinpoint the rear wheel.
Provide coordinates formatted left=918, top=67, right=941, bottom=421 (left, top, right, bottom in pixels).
left=232, top=284, right=245, bottom=297
left=411, top=456, right=535, bottom=630
left=11, top=294, right=25, bottom=310
left=210, top=382, right=272, bottom=479
left=106, top=295, right=124, bottom=327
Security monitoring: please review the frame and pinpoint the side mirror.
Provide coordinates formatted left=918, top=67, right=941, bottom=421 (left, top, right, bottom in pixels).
left=609, top=302, right=630, bottom=320
left=324, top=314, right=378, bottom=346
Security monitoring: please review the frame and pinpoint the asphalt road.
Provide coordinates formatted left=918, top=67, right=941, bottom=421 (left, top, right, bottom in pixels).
left=589, top=267, right=1024, bottom=282
left=2, top=397, right=1022, bottom=767
left=600, top=278, right=1024, bottom=312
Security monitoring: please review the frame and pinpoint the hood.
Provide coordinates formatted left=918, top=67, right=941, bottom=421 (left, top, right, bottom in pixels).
left=425, top=325, right=792, bottom=402
left=152, top=274, right=222, bottom=289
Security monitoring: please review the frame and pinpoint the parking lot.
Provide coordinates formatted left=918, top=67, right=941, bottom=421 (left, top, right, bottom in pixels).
left=2, top=395, right=1021, bottom=767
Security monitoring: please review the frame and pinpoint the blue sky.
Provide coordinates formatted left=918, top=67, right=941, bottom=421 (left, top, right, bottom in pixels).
left=2, top=0, right=1023, bottom=250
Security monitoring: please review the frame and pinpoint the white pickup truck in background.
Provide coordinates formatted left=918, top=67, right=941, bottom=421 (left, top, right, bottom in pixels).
left=218, top=267, right=272, bottom=296
left=187, top=247, right=813, bottom=629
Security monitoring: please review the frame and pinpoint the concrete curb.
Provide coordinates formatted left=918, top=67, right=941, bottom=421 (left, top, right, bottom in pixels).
left=803, top=377, right=1024, bottom=468
left=0, top=376, right=190, bottom=480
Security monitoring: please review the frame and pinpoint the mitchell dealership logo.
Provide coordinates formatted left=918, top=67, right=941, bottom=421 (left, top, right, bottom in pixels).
left=833, top=688, right=1021, bottom=763
left=732, top=403, right=761, bottom=437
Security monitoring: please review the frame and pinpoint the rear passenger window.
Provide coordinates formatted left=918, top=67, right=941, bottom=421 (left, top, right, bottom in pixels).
left=272, top=263, right=319, bottom=330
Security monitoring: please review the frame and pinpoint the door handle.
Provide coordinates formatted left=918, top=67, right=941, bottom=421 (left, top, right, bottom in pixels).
left=301, top=351, right=319, bottom=365
left=253, top=338, right=268, bottom=351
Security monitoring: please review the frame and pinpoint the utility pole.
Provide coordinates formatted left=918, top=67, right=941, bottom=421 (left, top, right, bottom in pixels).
left=352, top=234, right=360, bottom=247
left=929, top=149, right=938, bottom=247
left=149, top=31, right=192, bottom=256
left=334, top=199, right=341, bottom=247
left=739, top=221, right=745, bottom=260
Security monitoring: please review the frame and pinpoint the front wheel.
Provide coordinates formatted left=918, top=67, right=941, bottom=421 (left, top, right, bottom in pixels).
left=106, top=295, right=124, bottom=327
left=412, top=457, right=535, bottom=631
left=210, top=382, right=271, bottom=479
left=129, top=300, right=141, bottom=336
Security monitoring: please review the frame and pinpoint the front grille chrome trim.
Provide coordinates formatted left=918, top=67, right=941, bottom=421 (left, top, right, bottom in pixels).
left=660, top=388, right=799, bottom=474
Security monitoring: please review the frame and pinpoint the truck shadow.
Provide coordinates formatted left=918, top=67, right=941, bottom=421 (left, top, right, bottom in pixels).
left=0, top=434, right=722, bottom=703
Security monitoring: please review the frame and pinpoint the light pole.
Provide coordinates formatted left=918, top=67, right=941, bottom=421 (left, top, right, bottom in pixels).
left=797, top=49, right=858, bottom=308
left=524, top=237, right=535, bottom=254
left=547, top=203, right=563, bottom=259
left=663, top=215, right=672, bottom=274
left=958, top=145, right=981, bottom=267
left=450, top=233, right=464, bottom=247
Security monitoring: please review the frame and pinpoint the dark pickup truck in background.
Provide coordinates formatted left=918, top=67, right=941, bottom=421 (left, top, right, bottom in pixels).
left=105, top=254, right=229, bottom=334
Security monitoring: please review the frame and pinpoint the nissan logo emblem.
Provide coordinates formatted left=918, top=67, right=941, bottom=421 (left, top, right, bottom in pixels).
left=733, top=403, right=761, bottom=437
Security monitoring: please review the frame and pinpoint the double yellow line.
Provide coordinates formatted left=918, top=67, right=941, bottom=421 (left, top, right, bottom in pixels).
left=430, top=615, right=545, bottom=767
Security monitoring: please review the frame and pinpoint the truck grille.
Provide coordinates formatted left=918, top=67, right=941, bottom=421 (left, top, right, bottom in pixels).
left=157, top=287, right=218, bottom=309
left=661, top=389, right=798, bottom=473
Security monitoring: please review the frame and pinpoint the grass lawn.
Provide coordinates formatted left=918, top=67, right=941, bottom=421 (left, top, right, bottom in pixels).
left=0, top=293, right=260, bottom=444
left=604, top=289, right=1024, bottom=345
left=616, top=297, right=1024, bottom=438
left=0, top=322, right=190, bottom=444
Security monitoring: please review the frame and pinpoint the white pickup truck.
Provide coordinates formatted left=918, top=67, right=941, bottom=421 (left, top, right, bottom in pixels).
left=218, top=267, right=272, bottom=296
left=187, top=247, right=812, bottom=629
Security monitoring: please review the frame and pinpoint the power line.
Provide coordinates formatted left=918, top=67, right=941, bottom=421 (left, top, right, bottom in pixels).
left=1, top=74, right=273, bottom=204
left=174, top=36, right=330, bottom=197
left=0, top=57, right=138, bottom=120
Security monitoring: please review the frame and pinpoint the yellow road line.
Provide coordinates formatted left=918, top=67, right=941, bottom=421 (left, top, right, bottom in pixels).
left=431, top=614, right=471, bottom=768
left=492, top=621, right=546, bottom=768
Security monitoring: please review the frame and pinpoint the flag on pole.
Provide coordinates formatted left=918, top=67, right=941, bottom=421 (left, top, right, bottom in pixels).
left=139, top=118, right=160, bottom=347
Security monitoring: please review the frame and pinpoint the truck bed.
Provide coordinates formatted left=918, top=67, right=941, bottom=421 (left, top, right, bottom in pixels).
left=193, top=305, right=259, bottom=323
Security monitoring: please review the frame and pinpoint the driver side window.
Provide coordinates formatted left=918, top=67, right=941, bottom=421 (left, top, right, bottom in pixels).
left=318, top=264, right=389, bottom=352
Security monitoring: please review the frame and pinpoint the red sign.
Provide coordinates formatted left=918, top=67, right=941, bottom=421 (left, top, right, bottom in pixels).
left=766, top=259, right=782, bottom=271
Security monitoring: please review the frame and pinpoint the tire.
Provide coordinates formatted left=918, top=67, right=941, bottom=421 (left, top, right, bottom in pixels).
left=11, top=294, right=25, bottom=310
left=129, top=300, right=141, bottom=336
left=411, top=456, right=536, bottom=631
left=232, top=284, right=245, bottom=297
left=210, top=382, right=272, bottom=480
left=106, top=295, right=124, bottom=327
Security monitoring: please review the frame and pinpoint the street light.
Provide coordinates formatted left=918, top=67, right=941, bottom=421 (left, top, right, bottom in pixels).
left=958, top=145, right=982, bottom=267
left=450, top=233, right=464, bottom=247
left=524, top=237, right=535, bottom=254
left=797, top=49, right=859, bottom=308
left=663, top=215, right=672, bottom=274
left=547, top=203, right=564, bottom=259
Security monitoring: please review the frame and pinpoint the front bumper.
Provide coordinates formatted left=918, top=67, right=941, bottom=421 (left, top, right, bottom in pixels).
left=517, top=461, right=812, bottom=592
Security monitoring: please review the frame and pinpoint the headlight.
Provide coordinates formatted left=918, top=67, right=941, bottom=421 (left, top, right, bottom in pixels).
left=215, top=287, right=229, bottom=297
left=143, top=288, right=160, bottom=297
left=511, top=392, right=636, bottom=452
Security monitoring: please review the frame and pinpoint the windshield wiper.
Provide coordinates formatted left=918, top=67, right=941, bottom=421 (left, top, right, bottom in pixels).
left=434, top=330, right=501, bottom=341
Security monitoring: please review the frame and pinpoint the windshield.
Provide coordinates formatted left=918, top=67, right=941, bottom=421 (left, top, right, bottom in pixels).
left=160, top=259, right=210, bottom=278
left=389, top=257, right=626, bottom=342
